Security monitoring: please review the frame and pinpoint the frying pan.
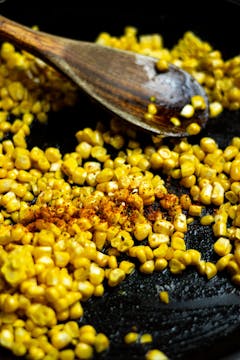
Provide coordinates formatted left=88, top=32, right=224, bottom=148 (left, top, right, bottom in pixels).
left=1, top=0, right=240, bottom=359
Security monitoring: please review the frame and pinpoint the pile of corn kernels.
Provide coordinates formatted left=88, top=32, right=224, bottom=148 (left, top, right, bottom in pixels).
left=0, top=27, right=240, bottom=360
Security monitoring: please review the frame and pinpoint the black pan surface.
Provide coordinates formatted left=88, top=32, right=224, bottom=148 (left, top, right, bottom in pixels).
left=0, top=1, right=240, bottom=359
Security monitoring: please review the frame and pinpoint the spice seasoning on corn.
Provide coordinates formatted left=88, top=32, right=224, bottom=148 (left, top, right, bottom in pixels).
left=0, top=26, right=240, bottom=360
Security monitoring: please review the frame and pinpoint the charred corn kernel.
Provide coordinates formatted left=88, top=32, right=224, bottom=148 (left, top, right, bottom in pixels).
left=145, top=349, right=169, bottom=360
left=124, top=331, right=139, bottom=344
left=180, top=194, right=191, bottom=210
left=75, top=342, right=93, bottom=360
left=214, top=237, right=232, bottom=256
left=159, top=291, right=169, bottom=304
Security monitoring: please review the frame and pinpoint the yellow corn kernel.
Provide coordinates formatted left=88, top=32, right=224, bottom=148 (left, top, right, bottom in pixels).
left=180, top=104, right=194, bottom=118
left=140, top=260, right=155, bottom=274
left=124, top=331, right=139, bottom=344
left=153, top=219, right=174, bottom=235
left=75, top=342, right=94, bottom=360
left=145, top=348, right=169, bottom=360
left=214, top=237, right=232, bottom=256
left=154, top=258, right=168, bottom=272
left=108, top=268, right=125, bottom=287
left=169, top=258, right=185, bottom=274
left=119, top=260, right=135, bottom=274
left=211, top=182, right=225, bottom=206
left=148, top=233, right=169, bottom=248
left=94, top=333, right=109, bottom=353
left=216, top=254, right=233, bottom=271
left=69, top=301, right=83, bottom=320
left=186, top=122, right=202, bottom=135
left=170, top=117, right=181, bottom=127
left=200, top=214, right=214, bottom=226
left=89, top=263, right=105, bottom=286
left=173, top=213, right=187, bottom=232
left=59, top=349, right=75, bottom=360
left=50, top=330, right=72, bottom=350
left=180, top=161, right=195, bottom=177
left=134, top=222, right=152, bottom=241
left=171, top=236, right=186, bottom=251
left=159, top=291, right=169, bottom=304
left=0, top=327, right=14, bottom=348
left=230, top=159, right=240, bottom=181
left=26, top=303, right=57, bottom=327
left=209, top=101, right=223, bottom=117
left=213, top=221, right=227, bottom=237
left=140, top=333, right=153, bottom=344
left=191, top=95, right=206, bottom=110
left=205, top=262, right=217, bottom=279
left=188, top=205, right=202, bottom=217
left=54, top=251, right=70, bottom=268
left=156, top=59, right=169, bottom=72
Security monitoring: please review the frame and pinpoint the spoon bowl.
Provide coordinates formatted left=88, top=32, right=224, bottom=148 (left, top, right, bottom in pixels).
left=0, top=15, right=209, bottom=137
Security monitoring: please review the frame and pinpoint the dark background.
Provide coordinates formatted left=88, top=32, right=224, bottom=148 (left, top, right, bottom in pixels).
left=1, top=0, right=240, bottom=359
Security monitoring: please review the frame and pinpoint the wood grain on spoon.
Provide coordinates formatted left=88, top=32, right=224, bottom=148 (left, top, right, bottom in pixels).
left=0, top=15, right=209, bottom=137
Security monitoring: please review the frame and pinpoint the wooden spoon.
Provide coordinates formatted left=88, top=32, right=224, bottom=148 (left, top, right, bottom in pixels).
left=0, top=15, right=209, bottom=137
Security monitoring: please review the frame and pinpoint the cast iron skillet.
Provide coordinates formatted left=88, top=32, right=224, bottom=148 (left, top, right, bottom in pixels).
left=1, top=0, right=240, bottom=359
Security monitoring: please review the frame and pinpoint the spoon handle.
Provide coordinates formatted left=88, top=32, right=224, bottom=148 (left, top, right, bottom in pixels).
left=0, top=15, right=67, bottom=60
